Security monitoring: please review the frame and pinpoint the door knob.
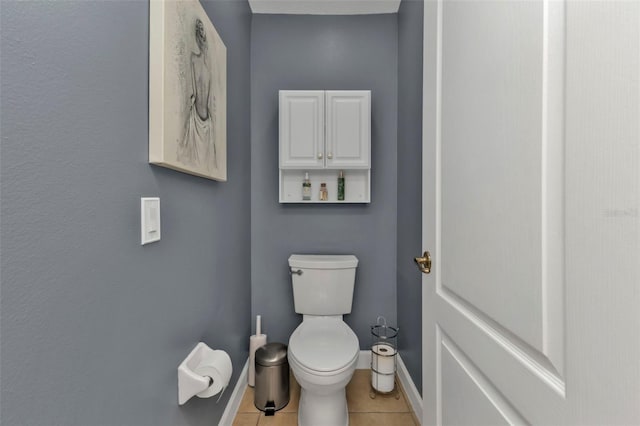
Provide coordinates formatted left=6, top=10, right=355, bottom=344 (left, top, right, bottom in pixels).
left=414, top=251, right=431, bottom=274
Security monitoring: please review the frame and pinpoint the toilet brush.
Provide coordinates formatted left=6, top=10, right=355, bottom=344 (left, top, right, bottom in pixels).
left=248, top=315, right=267, bottom=387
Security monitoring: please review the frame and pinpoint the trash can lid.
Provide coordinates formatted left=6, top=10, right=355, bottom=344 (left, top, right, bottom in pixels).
left=256, top=342, right=288, bottom=367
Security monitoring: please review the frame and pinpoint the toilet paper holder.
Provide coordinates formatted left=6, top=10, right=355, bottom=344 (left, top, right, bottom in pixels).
left=370, top=316, right=400, bottom=399
left=177, top=342, right=232, bottom=405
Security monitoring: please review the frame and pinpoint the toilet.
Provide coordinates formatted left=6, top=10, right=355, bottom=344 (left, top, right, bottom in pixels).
left=287, top=254, right=360, bottom=426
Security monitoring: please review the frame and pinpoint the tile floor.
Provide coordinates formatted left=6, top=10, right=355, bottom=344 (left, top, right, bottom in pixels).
left=233, top=369, right=418, bottom=426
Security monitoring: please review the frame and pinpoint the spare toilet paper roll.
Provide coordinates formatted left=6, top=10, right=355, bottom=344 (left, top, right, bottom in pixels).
left=371, top=371, right=395, bottom=393
left=194, top=350, right=233, bottom=398
left=371, top=343, right=396, bottom=374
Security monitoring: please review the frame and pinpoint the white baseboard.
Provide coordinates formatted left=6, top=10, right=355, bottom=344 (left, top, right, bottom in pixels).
left=220, top=352, right=422, bottom=425
left=218, top=358, right=248, bottom=426
left=357, top=350, right=372, bottom=369
left=396, top=354, right=423, bottom=424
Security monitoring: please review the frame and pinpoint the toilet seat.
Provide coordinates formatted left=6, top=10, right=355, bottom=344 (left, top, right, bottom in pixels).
left=288, top=317, right=359, bottom=374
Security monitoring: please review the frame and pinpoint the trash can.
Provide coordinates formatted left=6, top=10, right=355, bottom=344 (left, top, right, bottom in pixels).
left=254, top=342, right=289, bottom=415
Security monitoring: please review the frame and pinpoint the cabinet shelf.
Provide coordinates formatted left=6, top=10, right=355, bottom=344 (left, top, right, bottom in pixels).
left=279, top=169, right=370, bottom=203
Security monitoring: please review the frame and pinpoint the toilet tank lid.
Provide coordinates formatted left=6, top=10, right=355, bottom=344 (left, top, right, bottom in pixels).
left=288, top=254, right=358, bottom=269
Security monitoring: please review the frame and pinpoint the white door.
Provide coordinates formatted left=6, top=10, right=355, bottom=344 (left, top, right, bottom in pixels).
left=279, top=90, right=325, bottom=169
left=325, top=91, right=371, bottom=169
left=421, top=1, right=639, bottom=425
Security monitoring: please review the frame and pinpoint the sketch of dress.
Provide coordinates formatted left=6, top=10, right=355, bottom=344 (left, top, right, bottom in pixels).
left=178, top=95, right=216, bottom=168
left=177, top=19, right=217, bottom=171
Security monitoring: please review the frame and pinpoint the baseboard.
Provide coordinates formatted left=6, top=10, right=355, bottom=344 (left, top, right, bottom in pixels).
left=218, top=358, right=248, bottom=426
left=396, top=354, right=423, bottom=424
left=357, top=350, right=372, bottom=369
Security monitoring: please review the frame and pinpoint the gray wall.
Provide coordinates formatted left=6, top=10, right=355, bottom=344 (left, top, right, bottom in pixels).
left=250, top=15, right=399, bottom=347
left=0, top=1, right=251, bottom=425
left=397, top=0, right=424, bottom=393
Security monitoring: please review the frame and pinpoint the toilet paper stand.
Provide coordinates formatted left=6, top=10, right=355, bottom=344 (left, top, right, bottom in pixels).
left=369, top=316, right=400, bottom=400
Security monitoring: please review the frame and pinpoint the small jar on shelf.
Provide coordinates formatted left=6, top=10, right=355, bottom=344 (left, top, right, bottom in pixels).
left=319, top=183, right=328, bottom=201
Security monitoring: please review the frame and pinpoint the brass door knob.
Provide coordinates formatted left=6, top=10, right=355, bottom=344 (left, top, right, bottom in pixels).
left=414, top=251, right=432, bottom=274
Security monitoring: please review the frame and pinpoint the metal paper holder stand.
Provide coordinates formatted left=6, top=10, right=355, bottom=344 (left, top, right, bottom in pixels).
left=369, top=316, right=400, bottom=399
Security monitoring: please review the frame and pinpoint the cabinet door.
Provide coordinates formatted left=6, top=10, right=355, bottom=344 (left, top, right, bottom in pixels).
left=325, top=91, right=371, bottom=169
left=279, top=91, right=325, bottom=169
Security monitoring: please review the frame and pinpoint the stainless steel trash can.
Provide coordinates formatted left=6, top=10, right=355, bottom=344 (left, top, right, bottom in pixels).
left=254, top=342, right=289, bottom=415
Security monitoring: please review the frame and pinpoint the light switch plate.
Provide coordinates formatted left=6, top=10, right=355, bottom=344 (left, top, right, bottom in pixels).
left=141, top=197, right=161, bottom=245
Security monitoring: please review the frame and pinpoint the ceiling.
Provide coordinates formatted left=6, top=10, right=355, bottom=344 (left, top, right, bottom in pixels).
left=248, top=0, right=401, bottom=15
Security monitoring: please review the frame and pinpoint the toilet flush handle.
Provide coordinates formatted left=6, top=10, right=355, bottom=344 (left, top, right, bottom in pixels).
left=289, top=268, right=303, bottom=276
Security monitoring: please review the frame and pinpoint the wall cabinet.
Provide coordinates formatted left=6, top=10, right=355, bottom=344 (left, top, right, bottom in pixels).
left=279, top=90, right=371, bottom=203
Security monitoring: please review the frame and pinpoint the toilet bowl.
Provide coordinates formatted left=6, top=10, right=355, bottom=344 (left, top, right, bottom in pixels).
left=288, top=316, right=359, bottom=426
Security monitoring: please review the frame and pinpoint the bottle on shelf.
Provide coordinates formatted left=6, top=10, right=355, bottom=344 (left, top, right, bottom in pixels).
left=337, top=170, right=345, bottom=201
left=302, top=172, right=312, bottom=200
left=319, top=183, right=328, bottom=201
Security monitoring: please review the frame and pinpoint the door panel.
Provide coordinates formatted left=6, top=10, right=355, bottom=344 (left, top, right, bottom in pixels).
left=440, top=331, right=522, bottom=426
left=422, top=0, right=640, bottom=425
left=279, top=91, right=325, bottom=169
left=439, top=0, right=566, bottom=367
left=439, top=0, right=565, bottom=383
left=325, top=91, right=371, bottom=169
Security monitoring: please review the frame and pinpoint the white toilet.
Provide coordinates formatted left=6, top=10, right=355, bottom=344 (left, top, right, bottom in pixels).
left=287, top=254, right=360, bottom=426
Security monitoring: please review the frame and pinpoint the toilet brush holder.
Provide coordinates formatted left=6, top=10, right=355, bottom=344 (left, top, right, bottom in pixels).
left=370, top=316, right=399, bottom=399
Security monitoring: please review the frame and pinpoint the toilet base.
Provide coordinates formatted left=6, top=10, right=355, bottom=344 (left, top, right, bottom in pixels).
left=298, top=386, right=348, bottom=426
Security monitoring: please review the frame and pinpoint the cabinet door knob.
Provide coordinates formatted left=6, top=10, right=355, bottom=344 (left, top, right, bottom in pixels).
left=318, top=153, right=323, bottom=159
left=327, top=153, right=333, bottom=159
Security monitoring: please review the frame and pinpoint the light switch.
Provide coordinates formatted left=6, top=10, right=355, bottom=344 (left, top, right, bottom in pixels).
left=141, top=197, right=161, bottom=245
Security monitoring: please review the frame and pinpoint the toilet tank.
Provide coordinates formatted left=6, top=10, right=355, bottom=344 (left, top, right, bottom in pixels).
left=288, top=254, right=358, bottom=315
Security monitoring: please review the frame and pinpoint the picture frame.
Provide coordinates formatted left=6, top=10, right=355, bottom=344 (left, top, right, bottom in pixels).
left=149, top=0, right=227, bottom=181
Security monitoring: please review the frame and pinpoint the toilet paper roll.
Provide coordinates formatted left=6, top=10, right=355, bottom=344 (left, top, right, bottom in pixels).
left=371, top=343, right=396, bottom=375
left=194, top=350, right=232, bottom=398
left=371, top=371, right=395, bottom=393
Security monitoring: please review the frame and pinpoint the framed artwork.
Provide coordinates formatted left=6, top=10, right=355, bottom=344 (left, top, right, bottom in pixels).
left=149, top=0, right=227, bottom=181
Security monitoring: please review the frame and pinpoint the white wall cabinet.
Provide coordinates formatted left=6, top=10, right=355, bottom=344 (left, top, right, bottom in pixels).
left=279, top=90, right=371, bottom=203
